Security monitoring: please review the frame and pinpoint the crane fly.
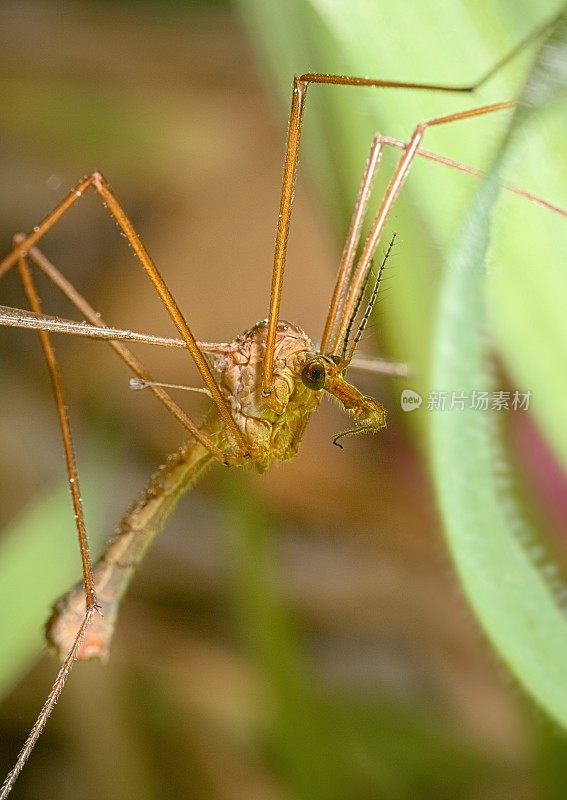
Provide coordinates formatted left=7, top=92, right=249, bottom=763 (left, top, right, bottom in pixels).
left=1, top=11, right=566, bottom=797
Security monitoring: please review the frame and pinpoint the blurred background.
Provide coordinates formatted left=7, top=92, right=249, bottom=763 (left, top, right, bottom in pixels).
left=0, top=1, right=566, bottom=798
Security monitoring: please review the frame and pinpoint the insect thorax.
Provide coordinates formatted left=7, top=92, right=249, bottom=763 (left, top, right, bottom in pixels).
left=206, top=320, right=322, bottom=470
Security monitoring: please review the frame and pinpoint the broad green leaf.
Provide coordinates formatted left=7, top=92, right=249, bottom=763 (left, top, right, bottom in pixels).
left=430, top=11, right=567, bottom=729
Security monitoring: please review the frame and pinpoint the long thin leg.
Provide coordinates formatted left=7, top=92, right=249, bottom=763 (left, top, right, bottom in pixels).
left=3, top=133, right=560, bottom=357
left=0, top=250, right=102, bottom=800
left=321, top=123, right=566, bottom=355
left=320, top=136, right=384, bottom=354
left=22, top=243, right=228, bottom=464
left=0, top=244, right=238, bottom=797
left=375, top=136, right=567, bottom=218
left=326, top=100, right=514, bottom=356
left=0, top=303, right=188, bottom=348
left=0, top=175, right=251, bottom=458
left=260, top=10, right=561, bottom=393
left=0, top=610, right=94, bottom=800
left=0, top=244, right=240, bottom=796
left=16, top=247, right=98, bottom=613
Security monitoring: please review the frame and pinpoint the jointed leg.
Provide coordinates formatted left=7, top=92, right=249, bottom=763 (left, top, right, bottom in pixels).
left=320, top=135, right=384, bottom=354
left=0, top=175, right=250, bottom=458
left=320, top=119, right=566, bottom=357
left=16, top=246, right=98, bottom=613
left=0, top=610, right=94, bottom=800
left=374, top=136, right=567, bottom=218
left=1, top=240, right=227, bottom=798
left=261, top=10, right=561, bottom=392
left=24, top=244, right=228, bottom=463
left=0, top=249, right=102, bottom=800
left=325, top=100, right=514, bottom=356
left=262, top=74, right=483, bottom=394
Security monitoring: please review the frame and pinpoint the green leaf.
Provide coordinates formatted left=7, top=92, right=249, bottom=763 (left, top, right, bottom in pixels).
left=489, top=11, right=567, bottom=471
left=0, top=462, right=110, bottom=700
left=430, top=10, right=567, bottom=729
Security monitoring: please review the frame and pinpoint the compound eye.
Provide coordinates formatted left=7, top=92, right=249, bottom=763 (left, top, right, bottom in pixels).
left=301, top=359, right=326, bottom=391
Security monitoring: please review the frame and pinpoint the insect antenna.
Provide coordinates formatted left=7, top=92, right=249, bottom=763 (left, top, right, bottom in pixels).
left=340, top=260, right=374, bottom=362
left=344, top=232, right=397, bottom=365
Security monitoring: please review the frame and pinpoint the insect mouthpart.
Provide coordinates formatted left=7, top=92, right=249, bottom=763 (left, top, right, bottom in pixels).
left=323, top=371, right=387, bottom=448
